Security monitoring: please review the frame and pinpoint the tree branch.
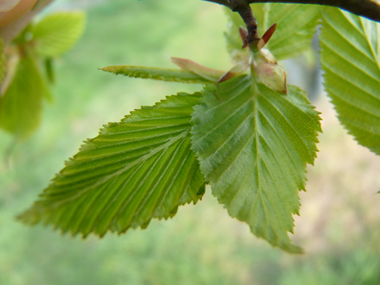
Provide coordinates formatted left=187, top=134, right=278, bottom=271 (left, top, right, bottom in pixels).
left=205, top=0, right=380, bottom=23
left=229, top=1, right=260, bottom=46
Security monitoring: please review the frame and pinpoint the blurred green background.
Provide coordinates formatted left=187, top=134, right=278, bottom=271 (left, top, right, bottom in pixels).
left=1, top=0, right=380, bottom=284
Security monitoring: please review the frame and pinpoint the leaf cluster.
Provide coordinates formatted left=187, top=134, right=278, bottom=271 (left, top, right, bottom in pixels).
left=18, top=4, right=380, bottom=253
left=0, top=11, right=85, bottom=140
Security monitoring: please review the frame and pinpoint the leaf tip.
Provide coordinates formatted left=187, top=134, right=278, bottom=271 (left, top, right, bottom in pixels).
left=99, top=66, right=116, bottom=74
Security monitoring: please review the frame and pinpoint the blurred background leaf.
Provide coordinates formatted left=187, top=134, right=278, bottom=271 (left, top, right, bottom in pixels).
left=32, top=11, right=85, bottom=57
left=0, top=52, right=47, bottom=139
left=0, top=37, right=4, bottom=83
left=0, top=9, right=85, bottom=140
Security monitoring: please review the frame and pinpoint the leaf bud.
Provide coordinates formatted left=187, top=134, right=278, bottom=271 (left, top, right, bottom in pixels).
left=251, top=48, right=287, bottom=94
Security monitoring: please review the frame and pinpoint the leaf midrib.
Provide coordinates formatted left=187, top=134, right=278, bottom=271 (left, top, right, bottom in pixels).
left=133, top=138, right=187, bottom=219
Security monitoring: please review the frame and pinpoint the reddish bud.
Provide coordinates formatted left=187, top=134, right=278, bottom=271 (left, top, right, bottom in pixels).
left=239, top=27, right=248, bottom=49
left=257, top=23, right=277, bottom=50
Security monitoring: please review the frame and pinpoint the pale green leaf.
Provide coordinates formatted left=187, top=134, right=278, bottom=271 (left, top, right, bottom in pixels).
left=44, top=57, right=55, bottom=84
left=18, top=93, right=205, bottom=237
left=225, top=4, right=320, bottom=62
left=32, top=11, right=85, bottom=57
left=191, top=74, right=321, bottom=253
left=320, top=8, right=380, bottom=154
left=101, top=65, right=214, bottom=84
left=320, top=8, right=380, bottom=155
left=0, top=53, right=46, bottom=139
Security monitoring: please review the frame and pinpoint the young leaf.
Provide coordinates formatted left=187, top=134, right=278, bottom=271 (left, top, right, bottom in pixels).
left=191, top=74, right=321, bottom=253
left=225, top=4, right=320, bottom=62
left=18, top=93, right=205, bottom=237
left=0, top=53, right=46, bottom=139
left=320, top=8, right=380, bottom=155
left=32, top=11, right=85, bottom=57
left=171, top=57, right=225, bottom=81
left=101, top=65, right=214, bottom=84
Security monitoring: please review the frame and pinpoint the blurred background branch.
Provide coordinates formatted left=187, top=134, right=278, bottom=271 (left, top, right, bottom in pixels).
left=205, top=0, right=380, bottom=22
left=1, top=0, right=54, bottom=45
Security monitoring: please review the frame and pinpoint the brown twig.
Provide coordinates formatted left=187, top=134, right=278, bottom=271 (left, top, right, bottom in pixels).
left=222, top=1, right=260, bottom=47
left=205, top=0, right=380, bottom=23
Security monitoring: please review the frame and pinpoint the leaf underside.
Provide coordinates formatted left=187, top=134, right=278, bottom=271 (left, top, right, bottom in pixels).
left=320, top=8, right=380, bottom=155
left=191, top=75, right=321, bottom=253
left=101, top=65, right=213, bottom=84
left=225, top=4, right=320, bottom=62
left=18, top=93, right=205, bottom=237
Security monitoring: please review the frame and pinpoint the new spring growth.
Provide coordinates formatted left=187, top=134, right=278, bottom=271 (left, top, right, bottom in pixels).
left=218, top=23, right=287, bottom=94
left=245, top=23, right=288, bottom=94
left=170, top=21, right=286, bottom=93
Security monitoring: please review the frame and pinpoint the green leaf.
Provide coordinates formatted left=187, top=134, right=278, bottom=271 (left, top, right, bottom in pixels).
left=41, top=57, right=55, bottom=103
left=225, top=4, right=320, bottom=61
left=44, top=57, right=55, bottom=84
left=0, top=53, right=46, bottom=139
left=191, top=74, right=321, bottom=253
left=320, top=8, right=380, bottom=155
left=18, top=93, right=205, bottom=237
left=32, top=11, right=85, bottom=57
left=101, top=65, right=214, bottom=84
